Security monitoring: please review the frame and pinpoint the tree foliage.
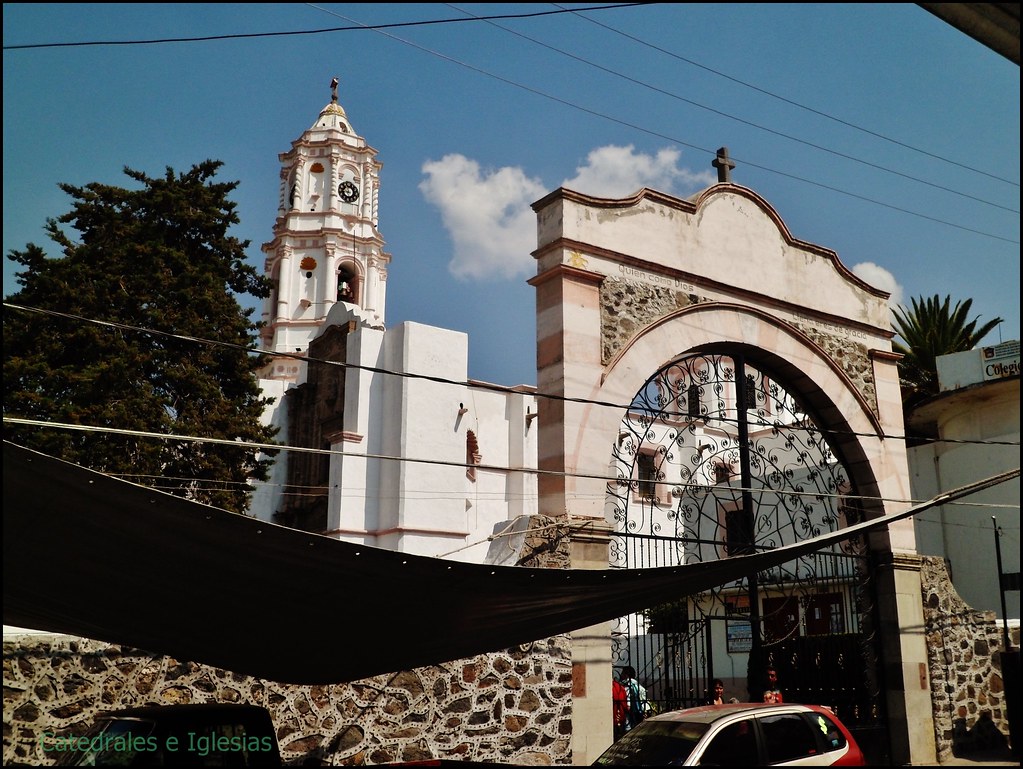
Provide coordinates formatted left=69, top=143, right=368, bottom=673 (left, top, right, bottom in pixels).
left=3, top=161, right=278, bottom=513
left=891, top=294, right=1003, bottom=410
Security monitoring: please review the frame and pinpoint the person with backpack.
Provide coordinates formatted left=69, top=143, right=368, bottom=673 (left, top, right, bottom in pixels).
left=620, top=666, right=649, bottom=731
left=612, top=675, right=629, bottom=741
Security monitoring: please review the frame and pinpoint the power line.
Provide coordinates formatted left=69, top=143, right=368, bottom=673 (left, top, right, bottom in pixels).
left=5, top=302, right=1019, bottom=449
left=6, top=299, right=1018, bottom=511
left=4, top=422, right=1018, bottom=515
left=448, top=3, right=1018, bottom=214
left=6, top=5, right=1016, bottom=243
left=92, top=469, right=1023, bottom=521
left=315, top=6, right=1018, bottom=244
left=559, top=2, right=1020, bottom=189
left=1, top=3, right=652, bottom=50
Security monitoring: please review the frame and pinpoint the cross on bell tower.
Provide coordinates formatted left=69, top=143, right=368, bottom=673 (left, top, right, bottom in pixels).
left=712, top=146, right=736, bottom=183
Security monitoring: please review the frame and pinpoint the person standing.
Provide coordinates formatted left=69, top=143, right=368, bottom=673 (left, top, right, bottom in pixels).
left=621, top=666, right=649, bottom=731
left=765, top=666, right=785, bottom=703
left=612, top=675, right=629, bottom=741
left=707, top=679, right=726, bottom=705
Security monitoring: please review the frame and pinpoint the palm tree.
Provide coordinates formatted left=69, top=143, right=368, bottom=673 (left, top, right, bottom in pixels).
left=891, top=294, right=1003, bottom=410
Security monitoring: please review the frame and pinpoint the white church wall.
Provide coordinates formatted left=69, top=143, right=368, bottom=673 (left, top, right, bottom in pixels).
left=501, top=390, right=540, bottom=522
left=250, top=378, right=292, bottom=523
left=268, top=306, right=538, bottom=563
left=367, top=322, right=473, bottom=555
left=334, top=321, right=387, bottom=539
left=273, top=318, right=321, bottom=361
left=450, top=387, right=539, bottom=563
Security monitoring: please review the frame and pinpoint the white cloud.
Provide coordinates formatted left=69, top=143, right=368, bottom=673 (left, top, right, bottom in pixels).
left=420, top=147, right=715, bottom=281
left=420, top=154, right=546, bottom=281
left=851, top=262, right=904, bottom=309
left=562, top=145, right=715, bottom=198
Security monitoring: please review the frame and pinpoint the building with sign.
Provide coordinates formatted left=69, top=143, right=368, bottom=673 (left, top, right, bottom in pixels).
left=908, top=340, right=1021, bottom=620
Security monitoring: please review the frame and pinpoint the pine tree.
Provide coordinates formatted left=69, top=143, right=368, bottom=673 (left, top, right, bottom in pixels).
left=3, top=161, right=278, bottom=513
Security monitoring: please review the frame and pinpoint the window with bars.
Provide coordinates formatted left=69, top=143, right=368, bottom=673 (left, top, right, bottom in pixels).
left=724, top=506, right=754, bottom=555
left=636, top=452, right=658, bottom=500
left=687, top=383, right=702, bottom=418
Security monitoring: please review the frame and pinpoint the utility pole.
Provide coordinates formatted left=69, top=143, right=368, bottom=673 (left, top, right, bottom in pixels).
left=993, top=516, right=1021, bottom=760
left=993, top=516, right=1011, bottom=651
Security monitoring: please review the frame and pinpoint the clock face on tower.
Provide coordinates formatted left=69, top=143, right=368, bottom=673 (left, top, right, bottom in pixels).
left=338, top=181, right=360, bottom=203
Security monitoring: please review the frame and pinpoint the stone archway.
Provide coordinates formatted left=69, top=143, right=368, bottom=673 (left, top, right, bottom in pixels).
left=529, top=184, right=934, bottom=765
left=566, top=304, right=898, bottom=538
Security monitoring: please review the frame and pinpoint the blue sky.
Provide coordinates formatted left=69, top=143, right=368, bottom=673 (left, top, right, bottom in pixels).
left=4, top=3, right=1019, bottom=387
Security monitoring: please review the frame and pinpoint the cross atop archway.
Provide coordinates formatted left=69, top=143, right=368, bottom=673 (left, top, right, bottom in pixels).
left=712, top=146, right=736, bottom=183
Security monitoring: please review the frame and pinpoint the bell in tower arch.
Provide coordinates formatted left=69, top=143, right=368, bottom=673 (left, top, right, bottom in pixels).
left=338, top=263, right=360, bottom=305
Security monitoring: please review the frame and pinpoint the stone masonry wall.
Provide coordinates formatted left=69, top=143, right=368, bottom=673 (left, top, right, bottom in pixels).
left=920, top=555, right=1019, bottom=761
left=787, top=322, right=877, bottom=416
left=597, top=278, right=878, bottom=417
left=599, top=276, right=701, bottom=364
left=12, top=534, right=1011, bottom=765
left=4, top=515, right=577, bottom=766
left=3, top=634, right=573, bottom=766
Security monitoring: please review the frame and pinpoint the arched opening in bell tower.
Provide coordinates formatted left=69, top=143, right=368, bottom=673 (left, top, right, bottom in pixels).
left=337, top=261, right=362, bottom=306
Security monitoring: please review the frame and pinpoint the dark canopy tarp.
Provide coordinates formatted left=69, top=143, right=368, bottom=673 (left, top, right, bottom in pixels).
left=3, top=440, right=1015, bottom=684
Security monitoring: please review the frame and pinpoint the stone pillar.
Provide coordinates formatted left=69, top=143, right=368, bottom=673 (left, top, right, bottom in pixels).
left=529, top=259, right=614, bottom=764
left=569, top=518, right=615, bottom=765
left=877, top=552, right=938, bottom=765
left=528, top=263, right=606, bottom=518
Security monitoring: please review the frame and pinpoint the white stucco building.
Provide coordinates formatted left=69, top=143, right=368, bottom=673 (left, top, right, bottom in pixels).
left=908, top=340, right=1021, bottom=620
left=248, top=86, right=537, bottom=562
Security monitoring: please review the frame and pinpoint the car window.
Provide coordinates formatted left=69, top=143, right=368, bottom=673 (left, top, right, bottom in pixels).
left=802, top=710, right=847, bottom=753
left=759, top=712, right=820, bottom=763
left=593, top=719, right=709, bottom=766
left=56, top=718, right=158, bottom=766
left=697, top=718, right=757, bottom=765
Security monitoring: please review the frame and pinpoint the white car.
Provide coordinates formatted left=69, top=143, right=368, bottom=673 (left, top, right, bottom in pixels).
left=593, top=702, right=867, bottom=766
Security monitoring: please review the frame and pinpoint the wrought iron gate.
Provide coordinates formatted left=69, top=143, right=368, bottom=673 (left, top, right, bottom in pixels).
left=606, top=350, right=889, bottom=760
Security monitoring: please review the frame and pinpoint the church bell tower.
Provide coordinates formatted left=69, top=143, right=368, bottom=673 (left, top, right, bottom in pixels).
left=258, top=77, right=390, bottom=381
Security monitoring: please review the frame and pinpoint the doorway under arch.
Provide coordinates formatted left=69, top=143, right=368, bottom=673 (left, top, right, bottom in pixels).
left=607, top=346, right=888, bottom=758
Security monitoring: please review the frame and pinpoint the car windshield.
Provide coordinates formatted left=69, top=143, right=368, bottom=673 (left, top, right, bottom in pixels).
left=593, top=719, right=709, bottom=766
